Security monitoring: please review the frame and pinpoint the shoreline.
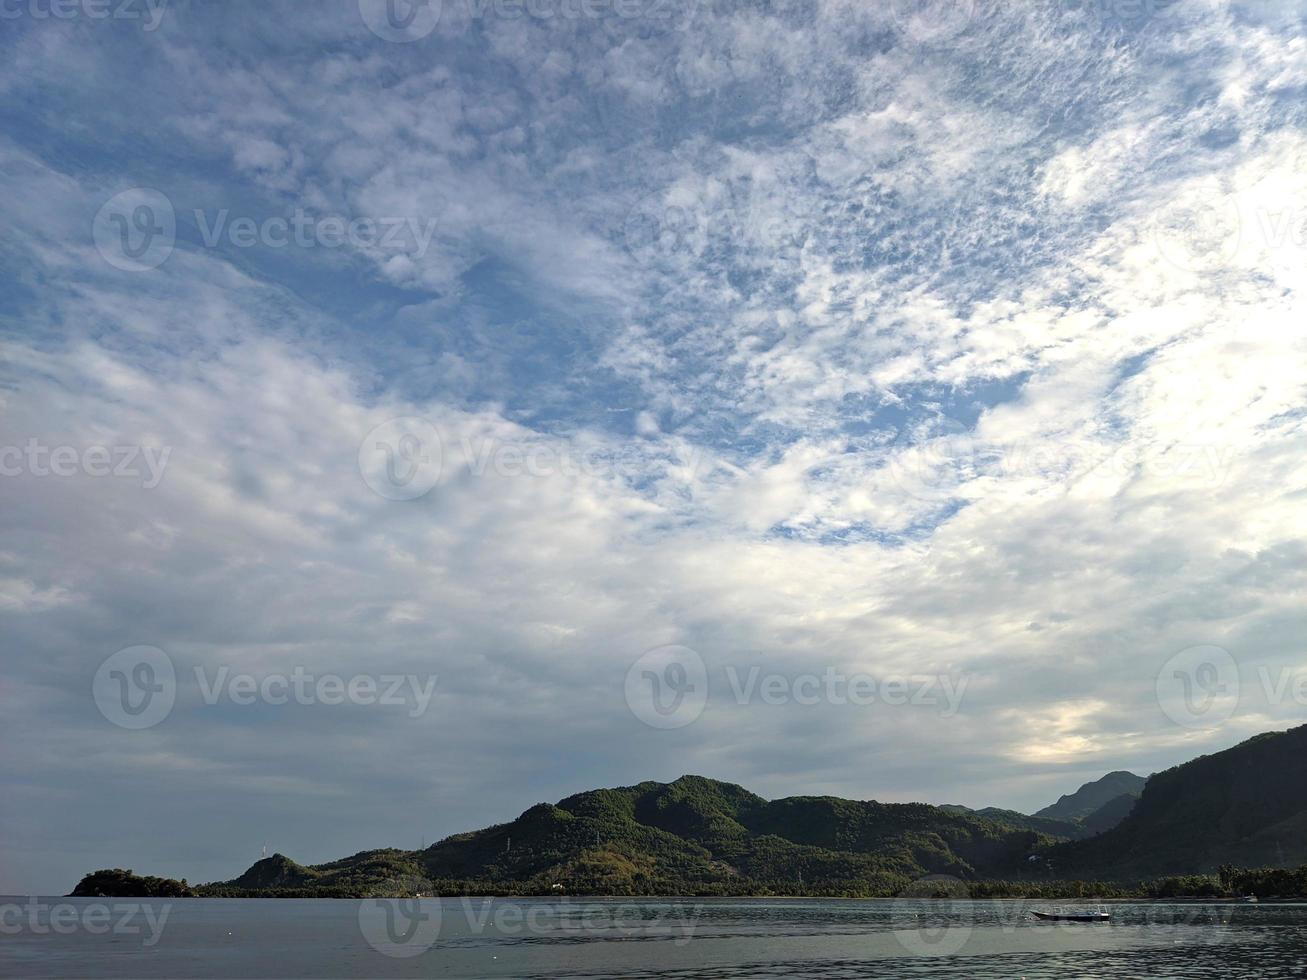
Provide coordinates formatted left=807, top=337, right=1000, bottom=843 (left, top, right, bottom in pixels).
left=56, top=892, right=1306, bottom=903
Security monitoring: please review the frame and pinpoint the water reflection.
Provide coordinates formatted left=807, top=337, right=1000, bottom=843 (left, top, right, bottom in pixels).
left=4, top=897, right=1306, bottom=979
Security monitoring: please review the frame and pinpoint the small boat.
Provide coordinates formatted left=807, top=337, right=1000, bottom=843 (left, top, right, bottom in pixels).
left=1030, top=908, right=1111, bottom=922
left=1242, top=895, right=1259, bottom=903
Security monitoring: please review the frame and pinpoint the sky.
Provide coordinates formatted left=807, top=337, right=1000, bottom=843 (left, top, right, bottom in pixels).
left=1, top=0, right=1305, bottom=895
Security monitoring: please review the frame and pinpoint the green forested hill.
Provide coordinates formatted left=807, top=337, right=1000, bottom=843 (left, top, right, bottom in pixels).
left=407, top=775, right=1046, bottom=896
left=1080, top=793, right=1139, bottom=837
left=940, top=804, right=1086, bottom=839
left=1034, top=771, right=1146, bottom=823
left=1049, top=725, right=1307, bottom=876
left=73, top=728, right=1307, bottom=897
left=177, top=775, right=1047, bottom=897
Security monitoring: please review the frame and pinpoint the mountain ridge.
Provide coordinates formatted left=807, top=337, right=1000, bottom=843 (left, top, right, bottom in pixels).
left=1034, top=771, right=1147, bottom=823
left=74, top=774, right=1054, bottom=898
left=71, top=726, right=1307, bottom=897
left=1048, top=724, right=1307, bottom=876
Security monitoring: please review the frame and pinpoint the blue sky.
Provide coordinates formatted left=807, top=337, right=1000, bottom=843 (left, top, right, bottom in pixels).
left=2, top=0, right=1306, bottom=893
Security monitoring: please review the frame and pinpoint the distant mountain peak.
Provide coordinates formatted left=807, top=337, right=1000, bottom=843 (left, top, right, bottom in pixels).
left=231, top=853, right=316, bottom=890
left=1035, top=771, right=1147, bottom=823
left=1052, top=724, right=1307, bottom=876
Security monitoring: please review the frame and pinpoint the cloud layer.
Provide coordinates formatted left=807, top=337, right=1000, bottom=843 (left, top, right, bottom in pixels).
left=1, top=0, right=1305, bottom=892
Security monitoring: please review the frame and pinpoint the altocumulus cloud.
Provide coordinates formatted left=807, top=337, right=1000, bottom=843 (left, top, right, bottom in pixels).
left=0, top=0, right=1305, bottom=892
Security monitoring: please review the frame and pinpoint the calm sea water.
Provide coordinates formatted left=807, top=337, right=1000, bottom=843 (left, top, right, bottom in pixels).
left=4, top=896, right=1306, bottom=978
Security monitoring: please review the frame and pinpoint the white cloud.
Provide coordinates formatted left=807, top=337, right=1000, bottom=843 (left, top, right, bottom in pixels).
left=1, top=0, right=1304, bottom=893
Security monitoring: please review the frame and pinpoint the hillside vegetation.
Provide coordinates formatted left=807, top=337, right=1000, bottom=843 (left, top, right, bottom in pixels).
left=1049, top=725, right=1307, bottom=876
left=71, top=727, right=1307, bottom=897
left=1034, top=771, right=1146, bottom=823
